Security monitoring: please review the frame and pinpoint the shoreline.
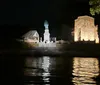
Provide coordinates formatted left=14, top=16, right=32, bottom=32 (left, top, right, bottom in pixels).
left=1, top=48, right=100, bottom=57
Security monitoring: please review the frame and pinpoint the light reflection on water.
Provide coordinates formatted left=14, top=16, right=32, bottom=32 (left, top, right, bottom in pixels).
left=24, top=56, right=100, bottom=85
left=24, top=56, right=56, bottom=84
left=72, top=57, right=99, bottom=85
left=42, top=57, right=50, bottom=82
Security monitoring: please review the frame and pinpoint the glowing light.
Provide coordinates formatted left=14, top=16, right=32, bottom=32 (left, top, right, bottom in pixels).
left=72, top=57, right=99, bottom=85
left=22, top=30, right=39, bottom=43
left=44, top=20, right=49, bottom=29
left=44, top=20, right=50, bottom=43
left=74, top=16, right=99, bottom=43
left=42, top=56, right=50, bottom=82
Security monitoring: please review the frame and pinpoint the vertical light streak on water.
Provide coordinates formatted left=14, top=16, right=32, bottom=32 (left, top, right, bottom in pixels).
left=72, top=57, right=99, bottom=85
left=41, top=56, right=50, bottom=83
left=24, top=56, right=53, bottom=85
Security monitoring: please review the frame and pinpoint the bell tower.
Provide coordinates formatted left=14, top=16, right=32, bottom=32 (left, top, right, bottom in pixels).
left=43, top=20, right=50, bottom=43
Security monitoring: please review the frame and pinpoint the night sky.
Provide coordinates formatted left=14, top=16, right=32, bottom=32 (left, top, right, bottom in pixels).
left=0, top=0, right=99, bottom=39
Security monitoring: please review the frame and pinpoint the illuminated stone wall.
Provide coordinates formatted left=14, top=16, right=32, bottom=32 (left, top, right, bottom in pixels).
left=74, top=16, right=99, bottom=43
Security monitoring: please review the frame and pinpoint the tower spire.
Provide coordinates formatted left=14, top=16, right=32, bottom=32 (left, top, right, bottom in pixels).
left=44, top=20, right=49, bottom=29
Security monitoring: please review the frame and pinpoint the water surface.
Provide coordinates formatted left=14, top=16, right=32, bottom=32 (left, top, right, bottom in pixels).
left=23, top=56, right=100, bottom=85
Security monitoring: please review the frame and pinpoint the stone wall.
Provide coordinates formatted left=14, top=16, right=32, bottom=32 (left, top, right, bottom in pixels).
left=74, top=16, right=99, bottom=43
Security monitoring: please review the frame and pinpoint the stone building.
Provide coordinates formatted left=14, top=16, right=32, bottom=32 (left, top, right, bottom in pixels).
left=74, top=15, right=99, bottom=43
left=22, top=30, right=39, bottom=43
left=43, top=20, right=50, bottom=43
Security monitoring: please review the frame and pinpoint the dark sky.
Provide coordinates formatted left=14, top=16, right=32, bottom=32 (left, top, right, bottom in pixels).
left=0, top=0, right=100, bottom=39
left=0, top=0, right=89, bottom=26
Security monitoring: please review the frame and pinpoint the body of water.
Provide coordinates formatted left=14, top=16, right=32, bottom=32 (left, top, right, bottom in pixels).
left=2, top=54, right=100, bottom=85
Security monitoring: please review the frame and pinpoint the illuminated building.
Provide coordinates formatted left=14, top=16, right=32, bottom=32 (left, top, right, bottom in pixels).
left=22, top=20, right=57, bottom=45
left=43, top=20, right=50, bottom=43
left=74, top=16, right=99, bottom=43
left=22, top=30, right=39, bottom=43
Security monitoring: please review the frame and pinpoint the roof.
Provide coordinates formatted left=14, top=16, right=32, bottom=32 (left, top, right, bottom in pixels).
left=22, top=30, right=39, bottom=39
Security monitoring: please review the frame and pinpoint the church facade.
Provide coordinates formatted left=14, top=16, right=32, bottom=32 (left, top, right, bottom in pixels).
left=74, top=16, right=99, bottom=43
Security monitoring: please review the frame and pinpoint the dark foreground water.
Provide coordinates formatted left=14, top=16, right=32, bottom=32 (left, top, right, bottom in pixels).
left=2, top=54, right=100, bottom=85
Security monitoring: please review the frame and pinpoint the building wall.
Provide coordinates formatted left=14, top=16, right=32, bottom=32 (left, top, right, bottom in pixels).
left=23, top=30, right=39, bottom=43
left=44, top=29, right=50, bottom=43
left=74, top=16, right=99, bottom=43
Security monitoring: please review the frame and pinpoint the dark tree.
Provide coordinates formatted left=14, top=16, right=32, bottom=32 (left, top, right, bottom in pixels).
left=89, top=0, right=100, bottom=15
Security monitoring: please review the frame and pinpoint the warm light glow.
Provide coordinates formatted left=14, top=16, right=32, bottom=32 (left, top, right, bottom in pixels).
left=22, top=30, right=39, bottom=43
left=72, top=57, right=99, bottom=85
left=74, top=16, right=99, bottom=43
